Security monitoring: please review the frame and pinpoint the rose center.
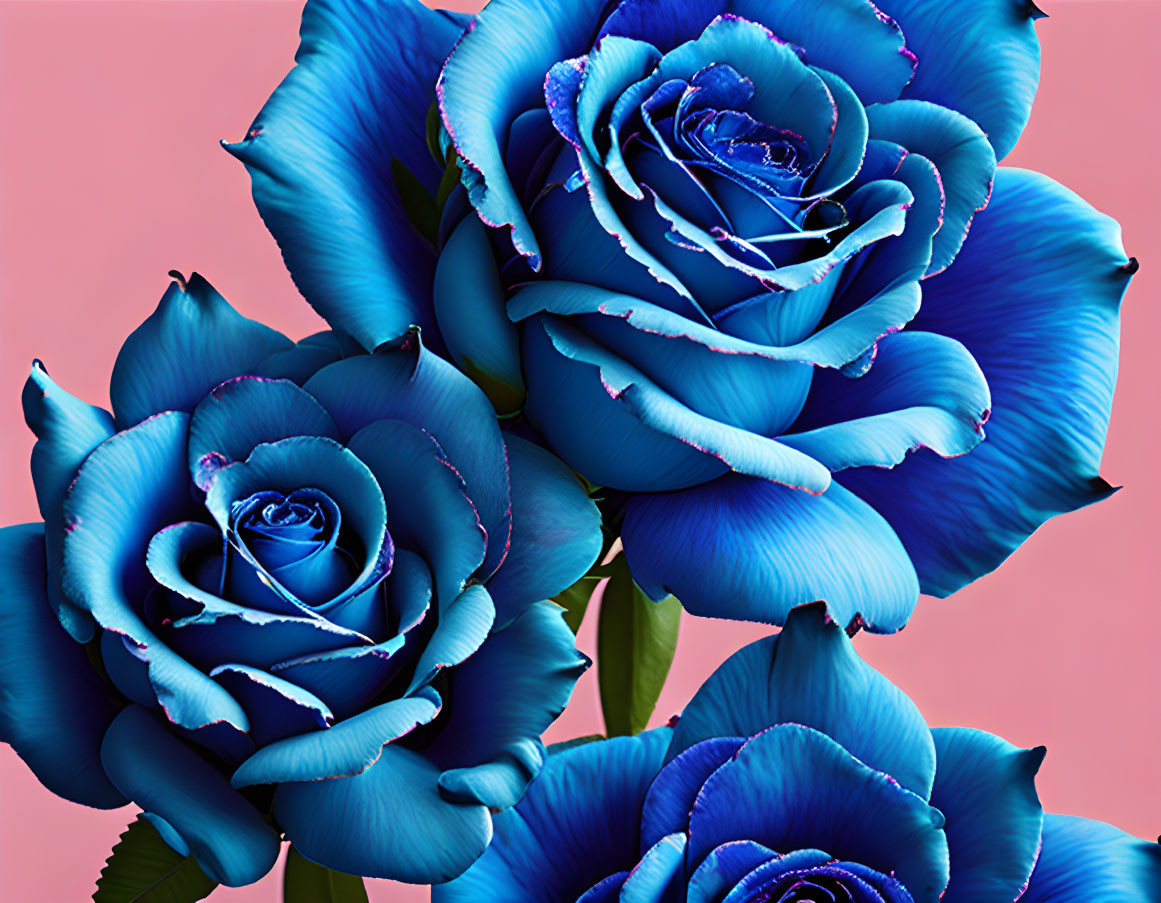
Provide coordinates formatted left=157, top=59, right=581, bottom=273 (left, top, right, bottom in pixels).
left=229, top=488, right=357, bottom=607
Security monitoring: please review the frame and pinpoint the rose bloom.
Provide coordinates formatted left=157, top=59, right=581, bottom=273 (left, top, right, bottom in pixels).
left=231, top=0, right=1131, bottom=631
left=0, top=273, right=600, bottom=885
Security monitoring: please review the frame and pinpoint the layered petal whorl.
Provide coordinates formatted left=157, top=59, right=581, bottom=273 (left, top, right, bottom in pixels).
left=2, top=272, right=599, bottom=885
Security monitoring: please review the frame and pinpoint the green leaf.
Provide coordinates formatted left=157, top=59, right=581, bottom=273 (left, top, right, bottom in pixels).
left=93, top=816, right=217, bottom=903
left=390, top=158, right=440, bottom=246
left=552, top=575, right=602, bottom=634
left=283, top=847, right=368, bottom=903
left=425, top=102, right=446, bottom=165
left=435, top=155, right=462, bottom=211
left=547, top=734, right=605, bottom=755
left=597, top=555, right=681, bottom=737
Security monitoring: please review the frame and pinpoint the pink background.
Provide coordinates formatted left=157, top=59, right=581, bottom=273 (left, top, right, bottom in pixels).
left=0, top=1, right=1157, bottom=899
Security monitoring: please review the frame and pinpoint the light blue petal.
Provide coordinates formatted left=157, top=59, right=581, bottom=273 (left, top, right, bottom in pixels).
left=783, top=331, right=990, bottom=472
left=209, top=664, right=333, bottom=746
left=275, top=741, right=492, bottom=882
left=347, top=418, right=486, bottom=609
left=187, top=376, right=339, bottom=490
left=1020, top=814, right=1161, bottom=903
left=520, top=284, right=816, bottom=439
left=231, top=689, right=438, bottom=787
left=929, top=728, right=1044, bottom=903
left=424, top=601, right=590, bottom=809
left=687, top=724, right=948, bottom=901
left=433, top=729, right=671, bottom=902
left=100, top=705, right=281, bottom=887
left=885, top=0, right=1041, bottom=159
left=620, top=833, right=686, bottom=903
left=109, top=273, right=291, bottom=428
left=21, top=362, right=114, bottom=640
left=304, top=342, right=512, bottom=577
left=599, top=0, right=915, bottom=104
left=667, top=603, right=935, bottom=796
left=484, top=435, right=602, bottom=627
left=512, top=277, right=920, bottom=372
left=0, top=523, right=126, bottom=808
left=62, top=412, right=248, bottom=731
left=523, top=316, right=832, bottom=493
left=839, top=169, right=1129, bottom=596
left=866, top=100, right=996, bottom=274
left=433, top=216, right=526, bottom=413
left=438, top=0, right=609, bottom=266
left=405, top=584, right=494, bottom=695
left=226, top=0, right=463, bottom=349
left=622, top=476, right=918, bottom=631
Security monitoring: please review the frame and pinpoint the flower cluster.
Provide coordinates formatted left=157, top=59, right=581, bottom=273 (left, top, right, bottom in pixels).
left=0, top=0, right=1154, bottom=897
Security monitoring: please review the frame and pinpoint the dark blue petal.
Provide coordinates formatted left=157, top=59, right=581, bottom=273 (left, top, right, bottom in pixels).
left=1020, top=814, right=1161, bottom=903
left=275, top=741, right=492, bottom=882
left=231, top=689, right=438, bottom=787
left=226, top=0, right=463, bottom=350
left=599, top=0, right=914, bottom=104
left=187, top=376, right=339, bottom=490
left=522, top=315, right=832, bottom=493
left=622, top=475, right=918, bottom=631
left=438, top=0, right=608, bottom=266
left=62, top=412, right=248, bottom=731
left=577, top=872, right=629, bottom=903
left=885, top=0, right=1041, bottom=159
left=530, top=148, right=701, bottom=316
left=484, top=435, right=602, bottom=627
left=432, top=729, right=671, bottom=902
left=929, top=728, right=1044, bottom=903
left=667, top=603, right=935, bottom=796
left=21, top=362, right=114, bottom=640
left=424, top=601, right=590, bottom=810
left=686, top=841, right=779, bottom=903
left=148, top=522, right=375, bottom=669
left=866, top=100, right=996, bottom=274
left=304, top=341, right=512, bottom=578
left=640, top=737, right=745, bottom=851
left=838, top=169, right=1129, bottom=596
left=347, top=418, right=486, bottom=609
left=783, top=331, right=990, bottom=472
left=109, top=273, right=291, bottom=429
left=251, top=329, right=364, bottom=385
left=433, top=216, right=526, bottom=413
left=269, top=634, right=408, bottom=719
left=100, top=705, right=281, bottom=887
left=687, top=724, right=948, bottom=901
left=0, top=523, right=126, bottom=808
left=723, top=854, right=914, bottom=903
left=204, top=436, right=390, bottom=628
left=209, top=664, right=333, bottom=746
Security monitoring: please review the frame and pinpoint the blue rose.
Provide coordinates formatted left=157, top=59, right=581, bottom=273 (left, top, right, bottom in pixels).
left=230, top=0, right=1131, bottom=632
left=434, top=604, right=1161, bottom=902
left=0, top=272, right=600, bottom=885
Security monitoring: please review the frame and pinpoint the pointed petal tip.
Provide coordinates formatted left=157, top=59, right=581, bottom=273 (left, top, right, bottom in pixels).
left=1027, top=1, right=1049, bottom=21
left=1120, top=256, right=1140, bottom=276
left=167, top=270, right=188, bottom=292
